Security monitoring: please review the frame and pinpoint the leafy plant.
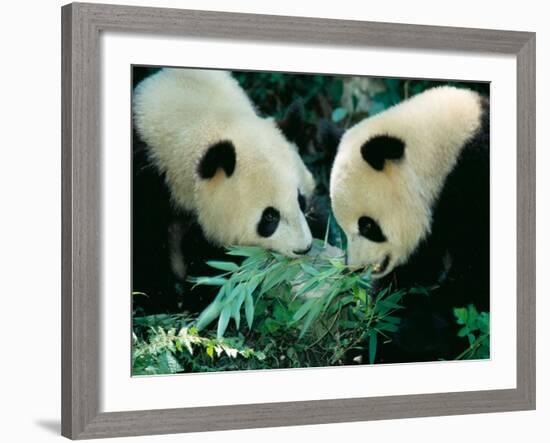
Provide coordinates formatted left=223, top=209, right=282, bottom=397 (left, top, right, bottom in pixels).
left=132, top=240, right=413, bottom=373
left=190, top=242, right=346, bottom=336
left=132, top=244, right=491, bottom=374
left=454, top=304, right=490, bottom=360
left=187, top=241, right=407, bottom=366
left=132, top=320, right=266, bottom=375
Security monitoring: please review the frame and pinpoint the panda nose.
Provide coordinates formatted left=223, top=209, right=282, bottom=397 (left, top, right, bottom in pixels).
left=293, top=244, right=312, bottom=255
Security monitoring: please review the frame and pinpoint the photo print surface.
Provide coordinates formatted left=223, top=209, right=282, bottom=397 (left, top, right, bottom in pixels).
left=131, top=66, right=490, bottom=375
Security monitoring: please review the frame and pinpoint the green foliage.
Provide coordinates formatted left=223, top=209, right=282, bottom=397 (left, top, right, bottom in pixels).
left=133, top=242, right=412, bottom=373
left=132, top=320, right=266, bottom=375
left=133, top=246, right=490, bottom=373
left=331, top=107, right=348, bottom=123
left=191, top=242, right=406, bottom=339
left=454, top=305, right=490, bottom=360
left=233, top=72, right=344, bottom=122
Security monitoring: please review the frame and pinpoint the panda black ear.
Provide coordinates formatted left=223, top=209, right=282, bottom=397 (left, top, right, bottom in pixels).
left=361, top=135, right=405, bottom=171
left=197, top=141, right=236, bottom=179
left=277, top=99, right=305, bottom=146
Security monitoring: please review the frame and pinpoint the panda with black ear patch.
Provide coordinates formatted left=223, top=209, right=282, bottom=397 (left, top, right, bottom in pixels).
left=132, top=68, right=315, bottom=312
left=328, top=86, right=489, bottom=362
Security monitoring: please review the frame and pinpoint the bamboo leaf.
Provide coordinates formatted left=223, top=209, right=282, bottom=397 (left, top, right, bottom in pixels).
left=261, top=263, right=285, bottom=293
left=369, top=332, right=378, bottom=364
left=231, top=286, right=246, bottom=330
left=247, top=275, right=262, bottom=295
left=226, top=246, right=264, bottom=257
left=382, top=315, right=401, bottom=325
left=331, top=107, right=348, bottom=123
left=195, top=301, right=223, bottom=331
left=300, top=263, right=320, bottom=276
left=299, top=300, right=323, bottom=338
left=217, top=305, right=232, bottom=338
left=377, top=321, right=399, bottom=333
left=378, top=300, right=404, bottom=311
left=292, top=298, right=317, bottom=322
left=294, top=279, right=321, bottom=298
left=190, top=276, right=227, bottom=286
left=244, top=290, right=255, bottom=329
left=206, top=261, right=240, bottom=272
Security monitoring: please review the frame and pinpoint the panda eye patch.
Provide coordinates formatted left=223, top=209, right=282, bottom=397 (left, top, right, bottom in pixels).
left=358, top=216, right=387, bottom=243
left=298, top=191, right=307, bottom=213
left=257, top=207, right=280, bottom=238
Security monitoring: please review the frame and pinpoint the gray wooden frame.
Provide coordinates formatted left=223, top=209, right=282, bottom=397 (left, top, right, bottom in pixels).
left=61, top=2, right=536, bottom=439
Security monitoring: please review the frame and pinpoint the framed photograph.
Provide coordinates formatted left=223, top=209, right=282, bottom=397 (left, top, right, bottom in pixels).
left=62, top=2, right=535, bottom=439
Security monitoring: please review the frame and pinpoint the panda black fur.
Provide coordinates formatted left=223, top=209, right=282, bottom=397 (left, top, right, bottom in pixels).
left=328, top=86, right=489, bottom=362
left=132, top=69, right=316, bottom=313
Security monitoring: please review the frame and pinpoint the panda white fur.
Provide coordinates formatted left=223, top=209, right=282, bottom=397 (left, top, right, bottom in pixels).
left=132, top=68, right=315, bottom=311
left=328, top=86, right=489, bottom=361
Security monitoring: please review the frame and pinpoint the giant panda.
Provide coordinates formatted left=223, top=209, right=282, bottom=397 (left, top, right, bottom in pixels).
left=328, top=86, right=489, bottom=362
left=132, top=68, right=315, bottom=313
